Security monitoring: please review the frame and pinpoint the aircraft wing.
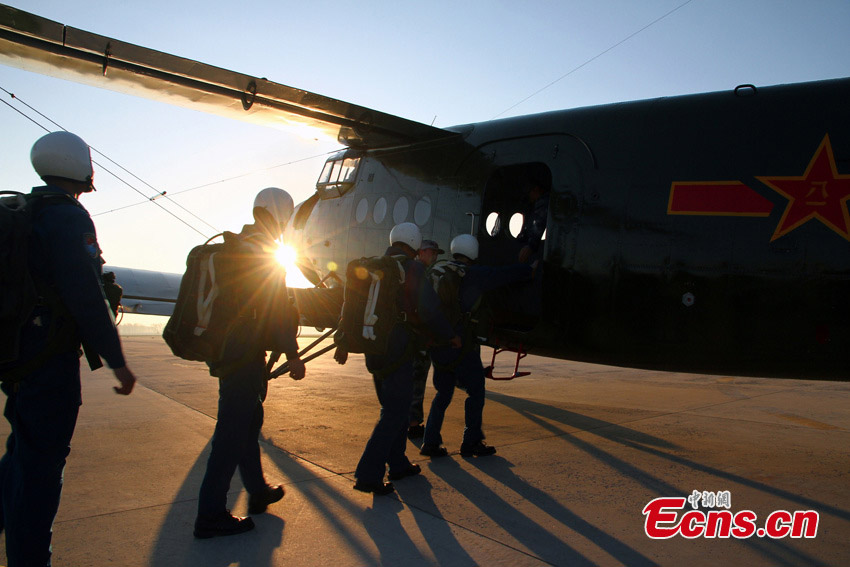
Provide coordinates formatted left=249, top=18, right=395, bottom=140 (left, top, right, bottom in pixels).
left=105, top=264, right=347, bottom=333
left=105, top=266, right=181, bottom=317
left=0, top=4, right=453, bottom=149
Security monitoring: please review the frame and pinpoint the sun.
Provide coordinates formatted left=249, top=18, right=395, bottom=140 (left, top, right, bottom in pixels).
left=275, top=243, right=297, bottom=268
left=274, top=243, right=314, bottom=288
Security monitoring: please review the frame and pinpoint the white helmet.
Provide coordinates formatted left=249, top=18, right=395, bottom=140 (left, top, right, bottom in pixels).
left=253, top=187, right=294, bottom=233
left=450, top=234, right=479, bottom=260
left=389, top=222, right=422, bottom=251
left=30, top=131, right=95, bottom=190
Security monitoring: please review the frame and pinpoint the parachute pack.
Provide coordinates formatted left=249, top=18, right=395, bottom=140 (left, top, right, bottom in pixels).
left=162, top=235, right=234, bottom=363
left=0, top=190, right=81, bottom=381
left=0, top=191, right=40, bottom=367
left=428, top=259, right=468, bottom=325
left=334, top=254, right=407, bottom=355
left=163, top=231, right=294, bottom=366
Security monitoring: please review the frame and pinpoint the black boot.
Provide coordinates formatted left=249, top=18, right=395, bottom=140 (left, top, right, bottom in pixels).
left=352, top=480, right=395, bottom=495
left=419, top=444, right=448, bottom=457
left=460, top=441, right=497, bottom=457
left=388, top=463, right=422, bottom=481
left=248, top=484, right=285, bottom=514
left=194, top=511, right=255, bottom=539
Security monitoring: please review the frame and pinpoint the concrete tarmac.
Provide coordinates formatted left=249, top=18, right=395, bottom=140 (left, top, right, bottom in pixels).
left=1, top=335, right=848, bottom=566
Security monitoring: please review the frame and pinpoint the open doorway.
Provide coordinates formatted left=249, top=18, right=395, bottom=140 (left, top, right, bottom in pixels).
left=476, top=163, right=551, bottom=332
left=479, top=162, right=551, bottom=263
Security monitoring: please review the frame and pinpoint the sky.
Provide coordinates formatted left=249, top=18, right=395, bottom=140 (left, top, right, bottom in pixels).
left=2, top=0, right=849, bottom=277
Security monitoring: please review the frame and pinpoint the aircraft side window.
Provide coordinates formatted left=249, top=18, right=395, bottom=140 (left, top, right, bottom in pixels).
left=393, top=197, right=409, bottom=224
left=373, top=197, right=388, bottom=224
left=340, top=158, right=359, bottom=183
left=485, top=211, right=500, bottom=236
left=318, top=161, right=334, bottom=184
left=508, top=213, right=524, bottom=238
left=355, top=197, right=369, bottom=224
left=414, top=196, right=432, bottom=225
left=329, top=161, right=343, bottom=184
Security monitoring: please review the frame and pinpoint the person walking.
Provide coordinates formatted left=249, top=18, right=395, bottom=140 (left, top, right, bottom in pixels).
left=194, top=187, right=305, bottom=538
left=0, top=131, right=137, bottom=566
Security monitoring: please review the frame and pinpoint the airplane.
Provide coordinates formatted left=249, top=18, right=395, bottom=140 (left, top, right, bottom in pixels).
left=2, top=4, right=849, bottom=381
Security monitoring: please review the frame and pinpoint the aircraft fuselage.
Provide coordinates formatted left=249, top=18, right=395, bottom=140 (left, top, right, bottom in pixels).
left=290, top=78, right=850, bottom=380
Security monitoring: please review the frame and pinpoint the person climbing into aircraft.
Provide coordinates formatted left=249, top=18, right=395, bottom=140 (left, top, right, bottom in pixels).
left=516, top=177, right=550, bottom=263
left=421, top=234, right=533, bottom=458
left=408, top=239, right=445, bottom=439
left=193, top=187, right=306, bottom=539
left=335, top=223, right=460, bottom=495
left=0, top=131, right=137, bottom=566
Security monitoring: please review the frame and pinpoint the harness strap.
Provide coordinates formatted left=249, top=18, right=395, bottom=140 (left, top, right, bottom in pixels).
left=194, top=252, right=219, bottom=336
left=362, top=274, right=381, bottom=340
left=361, top=255, right=406, bottom=343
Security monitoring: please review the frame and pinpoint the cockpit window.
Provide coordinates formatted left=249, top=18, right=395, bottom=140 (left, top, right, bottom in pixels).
left=340, top=158, right=359, bottom=182
left=318, top=161, right=334, bottom=184
left=317, top=153, right=361, bottom=199
left=329, top=161, right=343, bottom=184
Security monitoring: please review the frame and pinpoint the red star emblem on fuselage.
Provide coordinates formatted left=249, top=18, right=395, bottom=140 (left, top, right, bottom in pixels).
left=758, top=135, right=850, bottom=241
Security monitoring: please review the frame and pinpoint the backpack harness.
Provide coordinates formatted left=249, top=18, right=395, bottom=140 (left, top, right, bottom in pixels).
left=334, top=254, right=419, bottom=378
left=0, top=190, right=97, bottom=383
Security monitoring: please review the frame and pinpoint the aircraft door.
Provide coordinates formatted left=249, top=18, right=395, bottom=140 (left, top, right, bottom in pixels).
left=468, top=135, right=587, bottom=333
left=476, top=163, right=551, bottom=331
left=479, top=162, right=551, bottom=265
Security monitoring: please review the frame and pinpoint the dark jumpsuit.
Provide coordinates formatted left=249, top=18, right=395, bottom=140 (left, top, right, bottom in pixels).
left=1, top=186, right=126, bottom=567
left=517, top=192, right=549, bottom=254
left=354, top=246, right=454, bottom=485
left=197, top=226, right=299, bottom=518
left=424, top=263, right=532, bottom=448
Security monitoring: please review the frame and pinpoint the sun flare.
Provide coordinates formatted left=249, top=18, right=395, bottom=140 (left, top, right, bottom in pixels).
left=274, top=243, right=313, bottom=288
left=275, top=243, right=297, bottom=267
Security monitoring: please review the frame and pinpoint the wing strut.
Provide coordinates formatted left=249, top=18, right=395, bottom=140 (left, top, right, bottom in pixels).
left=268, top=328, right=337, bottom=379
